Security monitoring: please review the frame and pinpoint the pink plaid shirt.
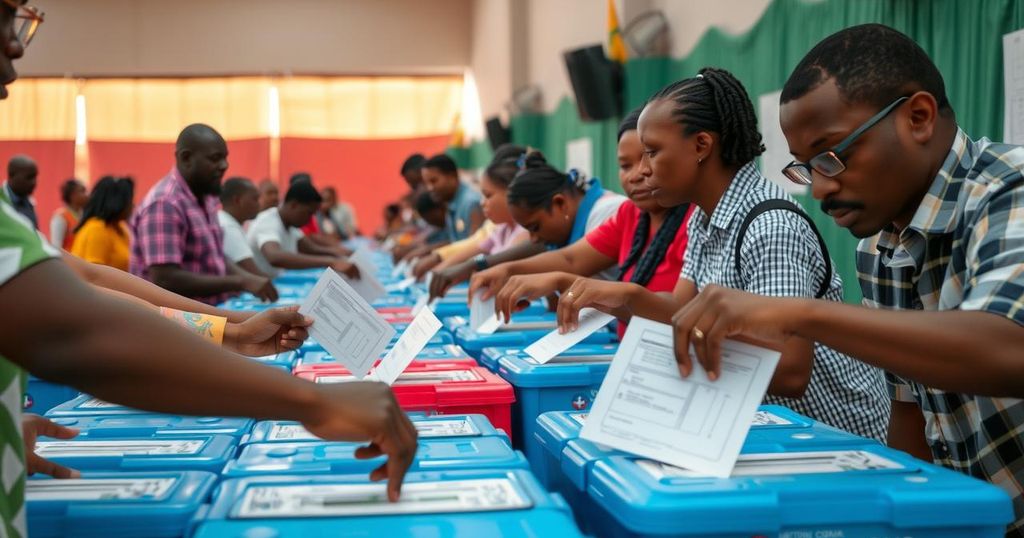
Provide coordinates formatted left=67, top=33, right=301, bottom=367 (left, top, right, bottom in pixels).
left=130, top=167, right=231, bottom=305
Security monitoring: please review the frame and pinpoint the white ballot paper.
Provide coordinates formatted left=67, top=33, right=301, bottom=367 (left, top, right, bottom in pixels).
left=524, top=308, right=614, bottom=364
left=299, top=269, right=396, bottom=379
left=385, top=276, right=417, bottom=293
left=344, top=249, right=386, bottom=303
left=470, top=291, right=496, bottom=333
left=391, top=259, right=410, bottom=279
left=371, top=308, right=442, bottom=385
left=581, top=317, right=780, bottom=478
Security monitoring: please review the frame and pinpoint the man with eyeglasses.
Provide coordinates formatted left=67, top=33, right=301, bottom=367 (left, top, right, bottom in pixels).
left=0, top=4, right=417, bottom=537
left=671, top=24, right=1024, bottom=536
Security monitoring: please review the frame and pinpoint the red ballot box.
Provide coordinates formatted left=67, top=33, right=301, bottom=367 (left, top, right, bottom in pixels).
left=296, top=362, right=515, bottom=440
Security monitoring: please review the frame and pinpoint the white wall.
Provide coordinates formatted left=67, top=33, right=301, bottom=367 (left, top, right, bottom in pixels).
left=651, top=0, right=771, bottom=58
left=18, top=0, right=472, bottom=77
left=470, top=0, right=514, bottom=119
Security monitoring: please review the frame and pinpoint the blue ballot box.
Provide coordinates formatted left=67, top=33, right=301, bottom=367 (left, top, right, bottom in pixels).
left=192, top=469, right=584, bottom=538
left=223, top=435, right=526, bottom=478
left=23, top=376, right=78, bottom=415
left=486, top=349, right=614, bottom=483
left=479, top=343, right=618, bottom=373
left=26, top=471, right=217, bottom=538
left=536, top=407, right=883, bottom=533
left=273, top=268, right=325, bottom=285
left=46, top=394, right=150, bottom=418
left=48, top=414, right=255, bottom=442
left=583, top=445, right=1013, bottom=538
left=450, top=313, right=617, bottom=358
left=244, top=414, right=507, bottom=446
left=246, top=351, right=298, bottom=372
left=32, top=435, right=237, bottom=474
left=295, top=344, right=471, bottom=369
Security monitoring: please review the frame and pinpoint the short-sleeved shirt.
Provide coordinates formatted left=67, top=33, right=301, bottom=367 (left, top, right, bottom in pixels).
left=680, top=163, right=890, bottom=441
left=857, top=129, right=1024, bottom=536
left=445, top=183, right=483, bottom=242
left=576, top=191, right=627, bottom=281
left=70, top=218, right=131, bottom=271
left=247, top=207, right=305, bottom=278
left=217, top=210, right=255, bottom=264
left=129, top=168, right=230, bottom=305
left=586, top=200, right=693, bottom=337
left=0, top=190, right=61, bottom=538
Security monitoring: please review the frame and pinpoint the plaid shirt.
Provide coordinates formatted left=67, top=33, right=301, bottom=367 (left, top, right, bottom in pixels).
left=858, top=129, right=1024, bottom=536
left=681, top=163, right=890, bottom=441
left=129, top=167, right=231, bottom=305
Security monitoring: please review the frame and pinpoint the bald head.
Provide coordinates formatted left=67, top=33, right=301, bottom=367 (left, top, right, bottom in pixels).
left=7, top=155, right=37, bottom=197
left=175, top=124, right=229, bottom=197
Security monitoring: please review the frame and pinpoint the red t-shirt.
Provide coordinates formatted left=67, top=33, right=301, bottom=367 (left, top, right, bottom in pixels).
left=584, top=200, right=693, bottom=336
left=300, top=215, right=321, bottom=235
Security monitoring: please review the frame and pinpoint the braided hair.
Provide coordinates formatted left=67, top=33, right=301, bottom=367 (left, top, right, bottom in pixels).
left=649, top=67, right=765, bottom=167
left=506, top=152, right=590, bottom=211
left=614, top=109, right=690, bottom=285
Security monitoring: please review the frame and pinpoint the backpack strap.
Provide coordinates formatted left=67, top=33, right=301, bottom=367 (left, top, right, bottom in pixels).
left=733, top=199, right=833, bottom=299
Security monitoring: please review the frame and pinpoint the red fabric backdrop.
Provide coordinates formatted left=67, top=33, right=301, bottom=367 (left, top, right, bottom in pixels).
left=0, top=140, right=76, bottom=239
left=277, top=135, right=450, bottom=234
left=0, top=134, right=449, bottom=241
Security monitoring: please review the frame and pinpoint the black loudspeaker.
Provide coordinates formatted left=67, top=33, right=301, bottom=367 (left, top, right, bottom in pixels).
left=485, top=117, right=511, bottom=151
left=563, top=44, right=622, bottom=121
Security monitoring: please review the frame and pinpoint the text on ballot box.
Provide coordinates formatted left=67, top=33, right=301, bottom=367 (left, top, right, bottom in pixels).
left=244, top=414, right=506, bottom=445
left=581, top=317, right=780, bottom=478
left=191, top=470, right=585, bottom=538
left=299, top=268, right=395, bottom=379
left=32, top=436, right=237, bottom=473
left=26, top=471, right=218, bottom=538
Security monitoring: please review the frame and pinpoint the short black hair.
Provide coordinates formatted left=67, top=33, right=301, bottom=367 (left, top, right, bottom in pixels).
left=422, top=153, right=457, bottom=175
left=60, top=178, right=84, bottom=204
left=219, top=176, right=256, bottom=204
left=617, top=107, right=642, bottom=141
left=284, top=180, right=322, bottom=205
left=289, top=172, right=313, bottom=186
left=649, top=67, right=765, bottom=167
left=75, top=176, right=134, bottom=231
left=781, top=24, right=952, bottom=114
left=414, top=189, right=444, bottom=215
left=401, top=154, right=426, bottom=175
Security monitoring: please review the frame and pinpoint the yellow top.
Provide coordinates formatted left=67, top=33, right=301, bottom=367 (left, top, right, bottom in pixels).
left=70, top=217, right=131, bottom=271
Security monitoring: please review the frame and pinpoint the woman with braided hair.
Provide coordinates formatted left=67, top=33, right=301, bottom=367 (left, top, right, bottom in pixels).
left=551, top=67, right=890, bottom=441
left=470, top=108, right=694, bottom=339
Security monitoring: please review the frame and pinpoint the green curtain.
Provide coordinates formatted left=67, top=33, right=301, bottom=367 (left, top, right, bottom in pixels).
left=449, top=0, right=1024, bottom=302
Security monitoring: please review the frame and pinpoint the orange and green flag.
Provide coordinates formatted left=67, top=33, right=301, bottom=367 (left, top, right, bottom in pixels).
left=607, top=0, right=628, bottom=63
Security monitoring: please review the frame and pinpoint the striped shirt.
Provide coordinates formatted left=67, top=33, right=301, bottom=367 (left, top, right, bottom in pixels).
left=681, top=163, right=890, bottom=441
left=857, top=129, right=1024, bottom=536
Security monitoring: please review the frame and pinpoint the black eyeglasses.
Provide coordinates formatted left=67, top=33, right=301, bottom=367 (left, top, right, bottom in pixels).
left=2, top=0, right=43, bottom=48
left=782, top=96, right=909, bottom=186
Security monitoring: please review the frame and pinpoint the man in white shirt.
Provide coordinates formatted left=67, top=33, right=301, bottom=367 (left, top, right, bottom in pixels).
left=247, top=180, right=360, bottom=279
left=217, top=177, right=268, bottom=277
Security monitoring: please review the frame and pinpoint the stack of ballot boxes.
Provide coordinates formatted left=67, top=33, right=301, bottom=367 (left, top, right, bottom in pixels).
left=534, top=407, right=1015, bottom=537
left=474, top=344, right=618, bottom=484
left=29, top=395, right=255, bottom=538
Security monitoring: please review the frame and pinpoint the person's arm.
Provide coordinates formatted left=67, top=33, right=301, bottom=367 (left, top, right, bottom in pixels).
left=0, top=259, right=416, bottom=500
left=225, top=261, right=279, bottom=303
left=63, top=251, right=253, bottom=323
left=264, top=241, right=337, bottom=269
left=49, top=213, right=66, bottom=248
left=148, top=263, right=250, bottom=298
left=298, top=237, right=351, bottom=257
left=236, top=257, right=267, bottom=277
left=888, top=399, right=933, bottom=460
left=469, top=241, right=615, bottom=301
